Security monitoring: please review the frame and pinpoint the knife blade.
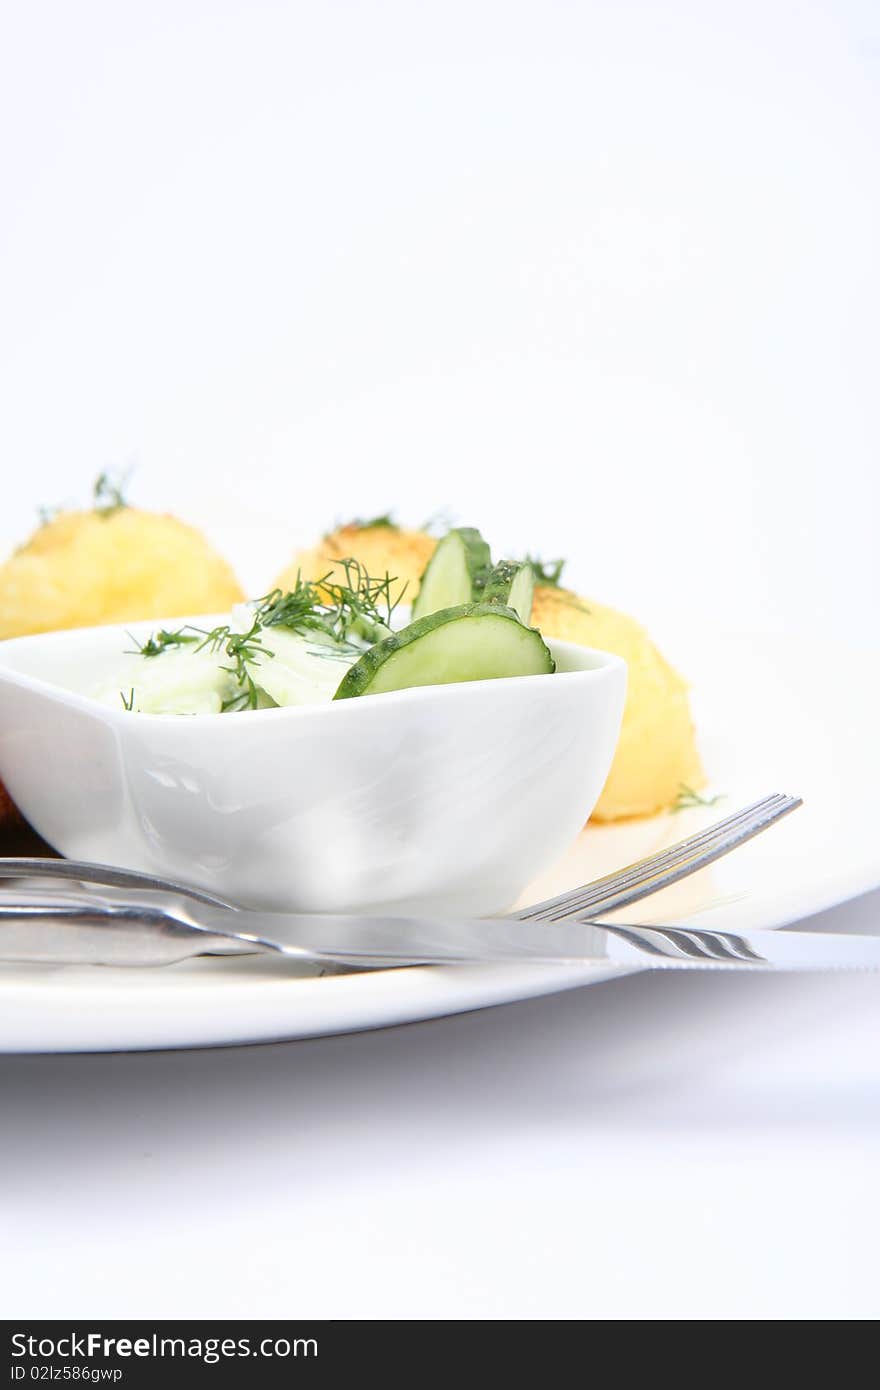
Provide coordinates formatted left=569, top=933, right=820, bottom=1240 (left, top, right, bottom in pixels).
left=0, top=891, right=877, bottom=972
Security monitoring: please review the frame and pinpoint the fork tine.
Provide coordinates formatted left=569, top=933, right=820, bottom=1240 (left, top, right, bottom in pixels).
left=547, top=795, right=794, bottom=920
left=574, top=794, right=803, bottom=919
left=515, top=794, right=802, bottom=922
left=543, top=794, right=802, bottom=922
left=532, top=795, right=801, bottom=922
left=567, top=794, right=802, bottom=921
left=514, top=794, right=784, bottom=921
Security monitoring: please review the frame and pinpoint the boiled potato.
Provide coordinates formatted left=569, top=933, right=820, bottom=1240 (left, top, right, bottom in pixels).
left=0, top=508, right=244, bottom=638
left=276, top=520, right=704, bottom=821
left=276, top=520, right=437, bottom=607
left=530, top=584, right=704, bottom=820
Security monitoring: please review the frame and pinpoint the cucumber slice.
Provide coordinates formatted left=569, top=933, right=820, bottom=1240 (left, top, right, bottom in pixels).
left=97, top=644, right=240, bottom=715
left=334, top=603, right=555, bottom=699
left=244, top=626, right=359, bottom=707
left=411, top=527, right=492, bottom=619
left=481, top=560, right=536, bottom=623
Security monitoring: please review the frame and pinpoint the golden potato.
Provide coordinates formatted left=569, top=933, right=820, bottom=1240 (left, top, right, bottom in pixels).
left=530, top=584, right=704, bottom=820
left=276, top=522, right=704, bottom=821
left=276, top=521, right=437, bottom=607
left=0, top=508, right=244, bottom=638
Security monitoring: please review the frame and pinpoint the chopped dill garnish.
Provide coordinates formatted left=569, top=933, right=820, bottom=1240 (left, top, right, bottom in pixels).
left=127, top=628, right=198, bottom=658
left=127, top=560, right=402, bottom=711
left=39, top=469, right=133, bottom=525
left=252, top=579, right=329, bottom=633
left=519, top=556, right=592, bottom=614
left=93, top=468, right=132, bottom=516
left=671, top=784, right=725, bottom=813
left=525, top=555, right=567, bottom=587
left=255, top=559, right=402, bottom=645
left=126, top=618, right=272, bottom=711
left=305, top=644, right=360, bottom=662
left=189, top=620, right=269, bottom=712
left=120, top=688, right=136, bottom=711
left=327, top=513, right=398, bottom=536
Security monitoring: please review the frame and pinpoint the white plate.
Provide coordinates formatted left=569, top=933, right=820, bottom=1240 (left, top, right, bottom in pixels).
left=2, top=631, right=877, bottom=1052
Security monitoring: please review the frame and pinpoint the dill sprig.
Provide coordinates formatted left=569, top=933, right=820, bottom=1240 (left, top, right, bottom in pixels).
left=93, top=468, right=132, bottom=516
left=129, top=618, right=271, bottom=711
left=120, top=688, right=137, bottom=711
left=256, top=559, right=401, bottom=645
left=525, top=555, right=567, bottom=587
left=38, top=469, right=132, bottom=527
left=351, top=512, right=398, bottom=530
left=252, top=578, right=330, bottom=633
left=189, top=620, right=269, bottom=712
left=520, top=555, right=591, bottom=615
left=326, top=512, right=398, bottom=537
left=323, top=558, right=402, bottom=639
left=127, top=627, right=198, bottom=658
left=671, top=784, right=725, bottom=813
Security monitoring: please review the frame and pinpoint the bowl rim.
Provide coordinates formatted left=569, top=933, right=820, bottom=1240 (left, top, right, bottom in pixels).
left=0, top=616, right=626, bottom=726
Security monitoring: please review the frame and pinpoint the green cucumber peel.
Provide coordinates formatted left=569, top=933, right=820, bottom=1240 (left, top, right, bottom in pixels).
left=334, top=602, right=555, bottom=699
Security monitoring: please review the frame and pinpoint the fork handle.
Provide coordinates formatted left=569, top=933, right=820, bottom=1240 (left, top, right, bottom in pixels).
left=0, top=902, right=249, bottom=966
left=0, top=857, right=237, bottom=908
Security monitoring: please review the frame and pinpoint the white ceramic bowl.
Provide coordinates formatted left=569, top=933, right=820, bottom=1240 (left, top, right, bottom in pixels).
left=0, top=617, right=626, bottom=915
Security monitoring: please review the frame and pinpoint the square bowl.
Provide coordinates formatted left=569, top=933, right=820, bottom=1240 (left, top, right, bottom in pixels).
left=0, top=618, right=625, bottom=915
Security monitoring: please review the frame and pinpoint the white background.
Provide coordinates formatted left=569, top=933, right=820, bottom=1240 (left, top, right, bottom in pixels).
left=1, top=1, right=878, bottom=637
left=1, top=1, right=878, bottom=1321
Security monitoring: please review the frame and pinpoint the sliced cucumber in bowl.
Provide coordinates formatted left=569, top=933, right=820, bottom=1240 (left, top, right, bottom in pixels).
left=334, top=603, right=555, bottom=699
left=245, top=625, right=360, bottom=707
left=411, top=527, right=492, bottom=620
left=481, top=560, right=535, bottom=623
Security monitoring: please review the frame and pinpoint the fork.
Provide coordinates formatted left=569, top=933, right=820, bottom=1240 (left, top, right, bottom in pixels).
left=514, top=793, right=801, bottom=921
left=3, top=879, right=879, bottom=972
left=0, top=792, right=842, bottom=971
left=0, top=793, right=800, bottom=926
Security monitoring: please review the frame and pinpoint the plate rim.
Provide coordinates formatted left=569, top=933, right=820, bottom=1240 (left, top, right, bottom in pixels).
left=2, top=631, right=878, bottom=1052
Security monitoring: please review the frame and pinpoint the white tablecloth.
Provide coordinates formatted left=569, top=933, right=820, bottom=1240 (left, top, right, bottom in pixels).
left=2, top=887, right=877, bottom=1321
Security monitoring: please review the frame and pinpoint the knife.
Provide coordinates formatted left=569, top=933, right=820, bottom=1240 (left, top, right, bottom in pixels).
left=0, top=890, right=877, bottom=972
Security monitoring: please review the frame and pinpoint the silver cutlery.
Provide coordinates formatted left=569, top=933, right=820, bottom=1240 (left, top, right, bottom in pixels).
left=0, top=793, right=801, bottom=931
left=0, top=792, right=816, bottom=971
left=0, top=891, right=877, bottom=973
